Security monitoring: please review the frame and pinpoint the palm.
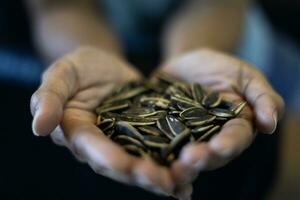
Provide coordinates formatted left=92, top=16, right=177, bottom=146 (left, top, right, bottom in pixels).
left=31, top=47, right=177, bottom=196
left=60, top=62, right=140, bottom=182
left=31, top=48, right=283, bottom=199
left=46, top=47, right=141, bottom=149
left=165, top=50, right=250, bottom=95
left=161, top=49, right=283, bottom=187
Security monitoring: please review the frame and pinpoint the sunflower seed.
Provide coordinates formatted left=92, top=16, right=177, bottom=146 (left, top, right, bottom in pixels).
left=232, top=101, right=247, bottom=116
left=210, top=108, right=235, bottom=118
left=96, top=115, right=102, bottom=125
left=191, top=82, right=205, bottom=103
left=105, top=129, right=115, bottom=138
left=191, top=124, right=215, bottom=134
left=143, top=135, right=170, bottom=149
left=105, top=113, right=157, bottom=126
left=174, top=82, right=192, bottom=97
left=185, top=115, right=216, bottom=126
left=104, top=86, right=148, bottom=104
left=115, top=121, right=144, bottom=141
left=202, top=92, right=221, bottom=108
left=138, top=126, right=163, bottom=136
left=114, top=135, right=146, bottom=150
left=123, top=145, right=147, bottom=157
left=171, top=96, right=201, bottom=110
left=96, top=101, right=130, bottom=114
left=94, top=72, right=246, bottom=166
left=219, top=100, right=234, bottom=109
left=97, top=118, right=115, bottom=132
left=196, top=125, right=221, bottom=142
left=180, top=107, right=208, bottom=120
left=164, top=130, right=191, bottom=157
left=157, top=117, right=175, bottom=140
left=123, top=107, right=156, bottom=117
left=140, top=97, right=170, bottom=109
left=166, top=115, right=189, bottom=136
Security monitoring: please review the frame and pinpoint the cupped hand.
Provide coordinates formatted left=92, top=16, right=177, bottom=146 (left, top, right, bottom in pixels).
left=160, top=48, right=285, bottom=193
left=30, top=47, right=176, bottom=197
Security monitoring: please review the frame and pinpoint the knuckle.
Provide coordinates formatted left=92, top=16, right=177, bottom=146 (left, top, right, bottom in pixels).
left=71, top=46, right=102, bottom=58
left=257, top=92, right=268, bottom=102
left=42, top=58, right=74, bottom=80
left=264, top=92, right=285, bottom=117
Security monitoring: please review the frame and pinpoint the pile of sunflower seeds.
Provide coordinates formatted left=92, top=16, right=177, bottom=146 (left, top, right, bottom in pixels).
left=95, top=73, right=246, bottom=166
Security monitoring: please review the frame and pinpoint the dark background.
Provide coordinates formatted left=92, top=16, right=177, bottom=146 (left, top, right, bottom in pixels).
left=0, top=0, right=297, bottom=199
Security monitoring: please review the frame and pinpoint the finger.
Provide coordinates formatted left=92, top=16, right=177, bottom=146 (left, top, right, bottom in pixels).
left=50, top=126, right=67, bottom=146
left=31, top=59, right=77, bottom=136
left=133, top=158, right=175, bottom=196
left=175, top=117, right=253, bottom=184
left=171, top=160, right=198, bottom=185
left=240, top=66, right=285, bottom=134
left=208, top=118, right=254, bottom=161
left=172, top=143, right=210, bottom=185
left=63, top=109, right=175, bottom=193
left=50, top=126, right=88, bottom=162
left=62, top=109, right=138, bottom=184
left=173, top=184, right=193, bottom=200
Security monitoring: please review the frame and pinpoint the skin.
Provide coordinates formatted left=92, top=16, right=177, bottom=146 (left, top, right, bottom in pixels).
left=161, top=49, right=284, bottom=196
left=27, top=0, right=285, bottom=199
left=26, top=0, right=121, bottom=61
left=162, top=0, right=249, bottom=58
left=30, top=47, right=176, bottom=196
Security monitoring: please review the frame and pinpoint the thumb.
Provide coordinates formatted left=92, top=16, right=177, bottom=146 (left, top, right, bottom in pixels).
left=30, top=59, right=77, bottom=136
left=240, top=65, right=285, bottom=134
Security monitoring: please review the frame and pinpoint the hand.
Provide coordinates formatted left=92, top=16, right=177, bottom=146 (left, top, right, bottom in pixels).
left=30, top=47, right=176, bottom=197
left=160, top=48, right=285, bottom=194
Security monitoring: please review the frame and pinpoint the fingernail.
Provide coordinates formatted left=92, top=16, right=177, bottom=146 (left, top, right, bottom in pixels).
left=192, top=159, right=206, bottom=171
left=33, top=130, right=40, bottom=137
left=270, top=110, right=278, bottom=134
left=136, top=174, right=152, bottom=186
left=32, top=109, right=40, bottom=136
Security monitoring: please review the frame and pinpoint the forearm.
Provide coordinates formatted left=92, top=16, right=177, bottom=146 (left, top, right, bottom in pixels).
left=26, top=0, right=122, bottom=62
left=162, top=0, right=248, bottom=59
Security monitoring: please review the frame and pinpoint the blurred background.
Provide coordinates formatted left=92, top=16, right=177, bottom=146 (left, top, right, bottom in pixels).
left=0, top=0, right=299, bottom=199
